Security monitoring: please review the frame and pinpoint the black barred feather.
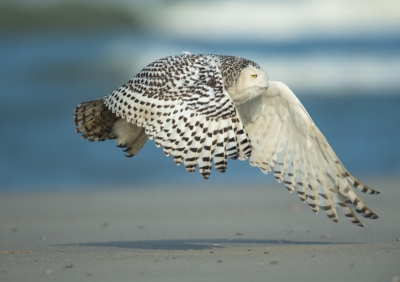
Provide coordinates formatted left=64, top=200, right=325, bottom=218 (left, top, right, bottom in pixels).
left=238, top=81, right=379, bottom=227
left=74, top=53, right=379, bottom=227
left=74, top=99, right=118, bottom=142
left=96, top=53, right=254, bottom=179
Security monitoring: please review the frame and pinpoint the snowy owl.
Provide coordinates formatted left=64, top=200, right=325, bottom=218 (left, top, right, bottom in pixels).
left=74, top=52, right=379, bottom=226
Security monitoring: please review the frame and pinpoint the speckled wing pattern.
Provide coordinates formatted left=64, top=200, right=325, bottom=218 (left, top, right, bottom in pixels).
left=238, top=81, right=379, bottom=226
left=103, top=54, right=252, bottom=179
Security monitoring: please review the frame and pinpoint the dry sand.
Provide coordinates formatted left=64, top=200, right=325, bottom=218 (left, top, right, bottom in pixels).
left=0, top=177, right=399, bottom=282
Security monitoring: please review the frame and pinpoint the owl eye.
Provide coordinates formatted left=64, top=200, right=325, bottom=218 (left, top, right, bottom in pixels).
left=251, top=74, right=258, bottom=78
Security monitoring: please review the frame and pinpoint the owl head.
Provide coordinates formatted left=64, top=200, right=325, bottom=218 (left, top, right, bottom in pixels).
left=227, top=65, right=268, bottom=106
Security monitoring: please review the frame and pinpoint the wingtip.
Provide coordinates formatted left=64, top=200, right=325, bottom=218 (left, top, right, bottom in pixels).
left=202, top=174, right=210, bottom=180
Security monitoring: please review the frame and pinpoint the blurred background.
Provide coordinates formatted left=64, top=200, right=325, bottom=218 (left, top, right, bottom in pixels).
left=1, top=0, right=399, bottom=191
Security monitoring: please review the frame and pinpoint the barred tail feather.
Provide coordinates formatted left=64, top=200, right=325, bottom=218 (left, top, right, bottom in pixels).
left=74, top=99, right=148, bottom=157
left=74, top=99, right=117, bottom=142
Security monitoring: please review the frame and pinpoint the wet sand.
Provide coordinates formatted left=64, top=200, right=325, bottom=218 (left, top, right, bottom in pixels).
left=1, top=177, right=399, bottom=281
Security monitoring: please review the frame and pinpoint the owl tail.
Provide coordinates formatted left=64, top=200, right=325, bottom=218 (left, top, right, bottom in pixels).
left=74, top=99, right=148, bottom=157
left=74, top=99, right=117, bottom=142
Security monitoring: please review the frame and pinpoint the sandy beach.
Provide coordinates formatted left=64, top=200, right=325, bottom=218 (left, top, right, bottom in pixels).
left=1, top=177, right=399, bottom=282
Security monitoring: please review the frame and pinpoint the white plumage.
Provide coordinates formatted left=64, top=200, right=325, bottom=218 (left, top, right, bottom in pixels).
left=74, top=52, right=379, bottom=226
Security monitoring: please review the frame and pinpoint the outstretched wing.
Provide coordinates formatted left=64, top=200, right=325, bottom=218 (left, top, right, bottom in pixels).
left=103, top=54, right=252, bottom=179
left=238, top=81, right=379, bottom=226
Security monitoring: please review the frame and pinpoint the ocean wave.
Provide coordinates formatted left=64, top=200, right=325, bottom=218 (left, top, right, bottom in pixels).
left=145, top=0, right=400, bottom=42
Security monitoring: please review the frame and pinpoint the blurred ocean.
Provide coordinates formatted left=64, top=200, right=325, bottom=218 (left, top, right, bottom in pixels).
left=1, top=1, right=399, bottom=190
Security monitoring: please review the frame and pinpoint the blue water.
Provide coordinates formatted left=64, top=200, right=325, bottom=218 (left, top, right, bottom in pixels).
left=1, top=30, right=399, bottom=190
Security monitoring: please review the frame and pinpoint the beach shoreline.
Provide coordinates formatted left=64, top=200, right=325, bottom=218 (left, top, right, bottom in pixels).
left=1, top=177, right=399, bottom=281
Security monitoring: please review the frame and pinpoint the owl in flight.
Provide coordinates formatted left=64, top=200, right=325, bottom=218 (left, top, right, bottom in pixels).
left=74, top=52, right=379, bottom=226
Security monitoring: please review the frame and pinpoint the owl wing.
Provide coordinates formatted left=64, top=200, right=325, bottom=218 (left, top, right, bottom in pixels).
left=103, top=54, right=252, bottom=179
left=238, top=81, right=379, bottom=226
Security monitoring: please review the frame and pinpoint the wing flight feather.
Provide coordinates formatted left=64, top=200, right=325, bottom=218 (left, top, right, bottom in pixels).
left=238, top=81, right=379, bottom=226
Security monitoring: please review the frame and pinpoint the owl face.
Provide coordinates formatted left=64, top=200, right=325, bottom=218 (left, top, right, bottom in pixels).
left=227, top=65, right=269, bottom=106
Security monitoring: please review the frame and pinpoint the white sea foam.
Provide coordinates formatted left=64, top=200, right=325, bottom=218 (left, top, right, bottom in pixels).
left=254, top=54, right=400, bottom=95
left=145, top=0, right=400, bottom=42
